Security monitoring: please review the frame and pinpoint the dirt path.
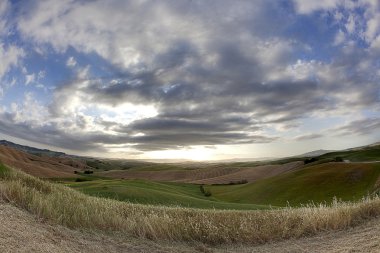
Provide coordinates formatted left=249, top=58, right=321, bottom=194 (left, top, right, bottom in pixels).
left=1, top=202, right=380, bottom=252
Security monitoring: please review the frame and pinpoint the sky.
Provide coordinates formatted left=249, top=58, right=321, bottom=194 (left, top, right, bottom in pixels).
left=0, top=0, right=379, bottom=161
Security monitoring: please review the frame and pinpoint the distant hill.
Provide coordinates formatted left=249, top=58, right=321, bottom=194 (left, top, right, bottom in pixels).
left=0, top=140, right=66, bottom=157
left=0, top=145, right=91, bottom=178
left=295, top=149, right=334, bottom=157
left=317, top=142, right=380, bottom=162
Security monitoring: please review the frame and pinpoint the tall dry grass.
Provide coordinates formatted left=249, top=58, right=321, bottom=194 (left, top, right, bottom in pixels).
left=0, top=164, right=380, bottom=245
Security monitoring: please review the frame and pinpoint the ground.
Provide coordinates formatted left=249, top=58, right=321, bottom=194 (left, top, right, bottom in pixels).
left=0, top=203, right=192, bottom=253
left=1, top=202, right=380, bottom=253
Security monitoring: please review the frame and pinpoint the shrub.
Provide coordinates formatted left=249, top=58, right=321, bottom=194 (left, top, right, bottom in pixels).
left=304, top=157, right=318, bottom=164
left=200, top=185, right=212, bottom=197
left=228, top=179, right=248, bottom=185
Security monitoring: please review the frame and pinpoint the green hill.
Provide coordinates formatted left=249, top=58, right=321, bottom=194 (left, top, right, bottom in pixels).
left=67, top=179, right=268, bottom=210
left=207, top=162, right=380, bottom=207
left=316, top=144, right=380, bottom=162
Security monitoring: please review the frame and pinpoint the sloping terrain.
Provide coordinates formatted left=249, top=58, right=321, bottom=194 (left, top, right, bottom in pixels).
left=239, top=217, right=380, bottom=253
left=191, top=161, right=303, bottom=184
left=0, top=202, right=196, bottom=253
left=67, top=179, right=266, bottom=210
left=208, top=162, right=380, bottom=206
left=97, top=166, right=242, bottom=182
left=97, top=161, right=304, bottom=184
left=1, top=201, right=380, bottom=253
left=314, top=144, right=380, bottom=162
left=0, top=145, right=89, bottom=178
left=3, top=163, right=380, bottom=252
left=0, top=139, right=66, bottom=157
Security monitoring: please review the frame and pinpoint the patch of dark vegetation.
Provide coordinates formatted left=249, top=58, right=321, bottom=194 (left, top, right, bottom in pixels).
left=229, top=179, right=248, bottom=185
left=304, top=157, right=318, bottom=164
left=200, top=185, right=212, bottom=197
left=75, top=178, right=89, bottom=182
left=210, top=180, right=249, bottom=186
left=83, top=170, right=94, bottom=174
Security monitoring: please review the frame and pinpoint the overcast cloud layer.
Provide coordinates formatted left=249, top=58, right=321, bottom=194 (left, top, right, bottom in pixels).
left=0, top=0, right=379, bottom=159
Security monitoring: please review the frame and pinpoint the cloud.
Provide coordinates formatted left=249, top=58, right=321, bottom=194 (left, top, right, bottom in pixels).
left=0, top=0, right=24, bottom=86
left=292, top=0, right=341, bottom=14
left=0, top=0, right=377, bottom=155
left=25, top=73, right=35, bottom=85
left=334, top=118, right=380, bottom=136
left=294, top=133, right=324, bottom=141
left=0, top=44, right=24, bottom=79
left=334, top=30, right=346, bottom=45
left=66, top=56, right=77, bottom=67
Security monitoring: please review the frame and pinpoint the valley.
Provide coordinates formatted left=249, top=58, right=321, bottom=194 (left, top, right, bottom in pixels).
left=0, top=140, right=380, bottom=252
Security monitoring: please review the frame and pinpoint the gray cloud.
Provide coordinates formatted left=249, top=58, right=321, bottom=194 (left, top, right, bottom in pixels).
left=0, top=0, right=378, bottom=154
left=334, top=118, right=380, bottom=136
left=294, top=133, right=324, bottom=141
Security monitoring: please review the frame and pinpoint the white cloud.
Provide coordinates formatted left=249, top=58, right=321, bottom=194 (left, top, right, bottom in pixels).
left=334, top=30, right=346, bottom=45
left=10, top=93, right=49, bottom=125
left=0, top=44, right=24, bottom=78
left=25, top=73, right=35, bottom=85
left=0, top=0, right=10, bottom=35
left=371, top=35, right=380, bottom=50
left=345, top=14, right=356, bottom=34
left=38, top=70, right=46, bottom=80
left=66, top=56, right=77, bottom=67
left=365, top=13, right=380, bottom=42
left=292, top=0, right=341, bottom=14
left=294, top=0, right=380, bottom=52
left=16, top=0, right=275, bottom=71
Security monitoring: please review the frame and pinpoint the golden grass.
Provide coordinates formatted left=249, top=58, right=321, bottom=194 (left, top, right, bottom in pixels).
left=1, top=165, right=380, bottom=245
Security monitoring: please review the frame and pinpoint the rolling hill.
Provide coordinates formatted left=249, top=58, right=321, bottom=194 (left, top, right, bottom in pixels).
left=207, top=162, right=380, bottom=206
left=67, top=179, right=267, bottom=210
left=0, top=145, right=89, bottom=178
left=97, top=161, right=304, bottom=184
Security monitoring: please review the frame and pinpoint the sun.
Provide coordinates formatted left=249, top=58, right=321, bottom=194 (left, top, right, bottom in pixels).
left=146, top=146, right=217, bottom=161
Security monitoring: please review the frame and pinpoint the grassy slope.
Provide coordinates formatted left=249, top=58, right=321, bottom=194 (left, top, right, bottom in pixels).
left=5, top=163, right=380, bottom=244
left=317, top=145, right=380, bottom=162
left=208, top=163, right=380, bottom=207
left=67, top=179, right=268, bottom=210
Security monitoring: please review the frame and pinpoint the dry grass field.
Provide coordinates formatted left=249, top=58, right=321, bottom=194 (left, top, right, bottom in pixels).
left=0, top=146, right=88, bottom=178
left=1, top=201, right=380, bottom=253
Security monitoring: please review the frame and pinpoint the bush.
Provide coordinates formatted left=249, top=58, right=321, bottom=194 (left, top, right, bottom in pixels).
left=304, top=157, right=318, bottom=164
left=200, top=185, right=212, bottom=197
left=228, top=179, right=248, bottom=185
left=200, top=185, right=205, bottom=194
left=204, top=191, right=212, bottom=197
left=83, top=170, right=93, bottom=174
